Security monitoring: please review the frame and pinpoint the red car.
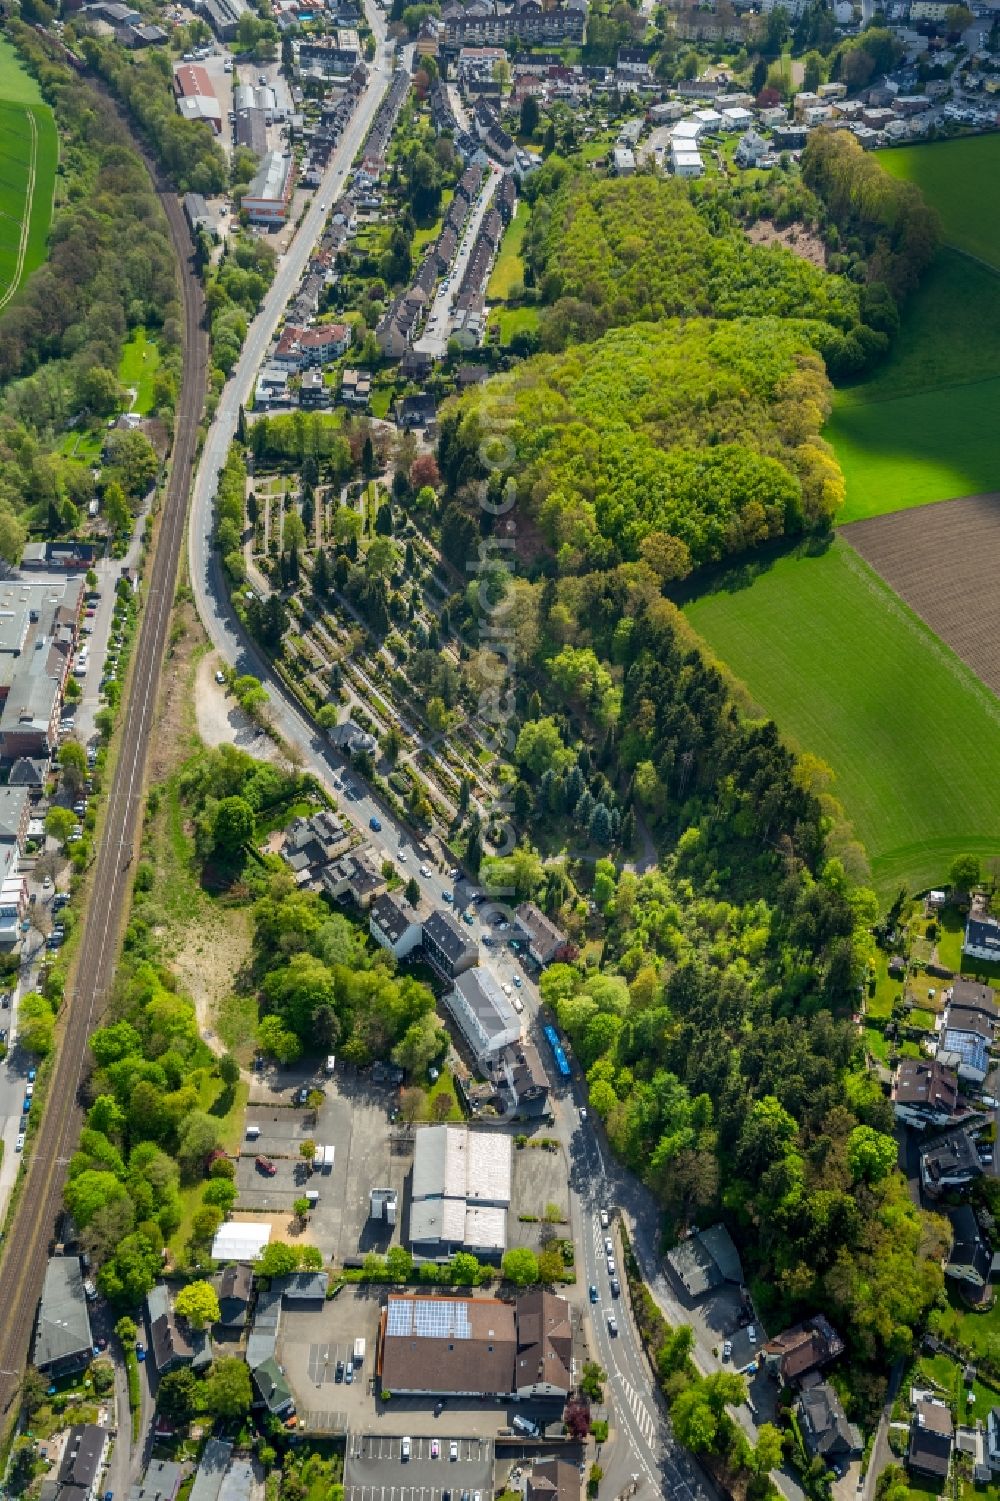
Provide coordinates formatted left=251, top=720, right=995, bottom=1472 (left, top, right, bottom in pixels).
left=255, top=1155, right=277, bottom=1175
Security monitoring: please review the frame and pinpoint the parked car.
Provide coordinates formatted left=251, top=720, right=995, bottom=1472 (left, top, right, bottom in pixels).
left=345, top=1360, right=353, bottom=1384
left=419, top=864, right=432, bottom=878
left=748, top=1325, right=758, bottom=1344
left=136, top=1343, right=146, bottom=1361
left=335, top=1360, right=344, bottom=1382
left=450, top=1441, right=459, bottom=1460
left=722, top=1340, right=733, bottom=1361
left=15, top=1132, right=24, bottom=1152
left=431, top=1440, right=440, bottom=1459
left=255, top=1155, right=277, bottom=1175
left=369, top=816, right=382, bottom=832
left=589, top=1285, right=599, bottom=1304
left=462, top=911, right=475, bottom=926
left=400, top=1436, right=410, bottom=1460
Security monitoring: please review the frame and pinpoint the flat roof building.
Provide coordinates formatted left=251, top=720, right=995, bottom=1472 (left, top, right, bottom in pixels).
left=410, top=1123, right=512, bottom=1256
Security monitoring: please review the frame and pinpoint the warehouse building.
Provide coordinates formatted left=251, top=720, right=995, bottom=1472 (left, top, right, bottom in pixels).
left=197, top=0, right=248, bottom=39
left=409, top=1123, right=512, bottom=1256
left=242, top=151, right=295, bottom=224
left=173, top=63, right=223, bottom=133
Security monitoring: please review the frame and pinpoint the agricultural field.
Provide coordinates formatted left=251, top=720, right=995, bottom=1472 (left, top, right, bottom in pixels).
left=828, top=375, right=1000, bottom=522
left=844, top=492, right=1000, bottom=700
left=0, top=38, right=58, bottom=310
left=878, top=134, right=1000, bottom=270
left=684, top=541, right=1000, bottom=896
left=828, top=249, right=1000, bottom=521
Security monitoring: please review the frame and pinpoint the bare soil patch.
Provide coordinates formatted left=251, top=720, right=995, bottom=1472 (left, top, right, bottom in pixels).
left=842, top=491, right=1000, bottom=699
left=745, top=218, right=828, bottom=269
left=195, top=651, right=281, bottom=763
left=151, top=596, right=206, bottom=782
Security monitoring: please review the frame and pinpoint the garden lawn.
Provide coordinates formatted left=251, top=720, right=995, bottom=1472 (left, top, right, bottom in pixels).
left=487, top=201, right=528, bottom=300
left=118, top=327, right=161, bottom=416
left=878, top=135, right=1000, bottom=270
left=487, top=305, right=540, bottom=344
left=827, top=375, right=1000, bottom=522
left=684, top=541, right=1000, bottom=897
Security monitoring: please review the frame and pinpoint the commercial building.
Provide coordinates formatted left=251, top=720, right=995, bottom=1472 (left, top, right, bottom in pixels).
left=443, top=965, right=520, bottom=1066
left=197, top=0, right=248, bottom=39
left=173, top=64, right=223, bottom=133
left=34, top=1256, right=94, bottom=1376
left=409, top=1123, right=512, bottom=1256
left=243, top=151, right=295, bottom=225
left=378, top=1291, right=573, bottom=1397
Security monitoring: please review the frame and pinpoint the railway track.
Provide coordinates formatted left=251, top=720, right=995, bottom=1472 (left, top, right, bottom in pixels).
left=0, top=157, right=207, bottom=1428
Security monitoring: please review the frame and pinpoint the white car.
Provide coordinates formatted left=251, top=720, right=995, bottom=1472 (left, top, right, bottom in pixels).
left=503, top=983, right=513, bottom=996
left=607, top=1313, right=618, bottom=1336
left=419, top=864, right=432, bottom=878
left=449, top=1441, right=458, bottom=1461
left=25, top=1083, right=33, bottom=1099
left=15, top=1132, right=25, bottom=1152
left=607, top=1255, right=616, bottom=1276
left=748, top=1324, right=758, bottom=1344
left=215, top=670, right=225, bottom=684
left=604, top=1237, right=613, bottom=1255
left=599, top=1209, right=609, bottom=1228
left=401, top=1437, right=411, bottom=1460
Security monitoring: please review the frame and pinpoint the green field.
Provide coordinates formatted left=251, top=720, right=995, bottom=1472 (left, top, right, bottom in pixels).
left=828, top=375, right=1000, bottom=521
left=118, top=327, right=161, bottom=416
left=685, top=541, right=1000, bottom=895
left=828, top=247, right=1000, bottom=520
left=879, top=134, right=1000, bottom=270
left=0, top=39, right=58, bottom=308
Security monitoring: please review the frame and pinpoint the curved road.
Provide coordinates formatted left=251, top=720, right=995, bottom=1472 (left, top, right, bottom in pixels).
left=0, top=148, right=208, bottom=1428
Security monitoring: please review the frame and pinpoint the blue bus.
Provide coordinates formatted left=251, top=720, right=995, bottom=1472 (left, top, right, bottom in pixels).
left=543, top=1024, right=571, bottom=1079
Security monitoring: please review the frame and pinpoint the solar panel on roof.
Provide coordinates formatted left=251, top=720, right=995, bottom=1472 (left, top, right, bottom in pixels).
left=386, top=1299, right=471, bottom=1339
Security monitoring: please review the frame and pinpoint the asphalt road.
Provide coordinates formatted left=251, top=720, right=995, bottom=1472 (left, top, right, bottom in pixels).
left=0, top=91, right=208, bottom=1432
left=414, top=167, right=499, bottom=357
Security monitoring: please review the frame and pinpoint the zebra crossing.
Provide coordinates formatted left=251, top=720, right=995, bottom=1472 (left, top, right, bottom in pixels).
left=618, top=1371, right=658, bottom=1447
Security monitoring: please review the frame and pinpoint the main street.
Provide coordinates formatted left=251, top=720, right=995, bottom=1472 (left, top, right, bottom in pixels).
left=184, top=24, right=798, bottom=1498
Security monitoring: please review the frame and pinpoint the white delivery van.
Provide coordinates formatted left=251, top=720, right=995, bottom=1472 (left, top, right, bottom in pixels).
left=353, top=1337, right=365, bottom=1366
left=324, top=1055, right=336, bottom=1075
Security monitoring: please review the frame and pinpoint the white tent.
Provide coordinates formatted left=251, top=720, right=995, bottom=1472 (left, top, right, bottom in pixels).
left=211, top=1221, right=272, bottom=1262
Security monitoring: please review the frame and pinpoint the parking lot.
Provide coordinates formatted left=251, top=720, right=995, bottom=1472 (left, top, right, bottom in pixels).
left=279, top=1289, right=383, bottom=1433
left=243, top=1065, right=406, bottom=1262
left=344, top=1433, right=494, bottom=1501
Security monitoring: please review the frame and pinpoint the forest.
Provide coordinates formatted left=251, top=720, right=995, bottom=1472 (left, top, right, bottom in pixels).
left=0, top=24, right=179, bottom=552
left=522, top=170, right=889, bottom=376
left=437, top=317, right=844, bottom=576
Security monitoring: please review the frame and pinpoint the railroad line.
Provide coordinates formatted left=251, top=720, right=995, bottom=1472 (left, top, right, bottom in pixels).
left=0, top=150, right=207, bottom=1430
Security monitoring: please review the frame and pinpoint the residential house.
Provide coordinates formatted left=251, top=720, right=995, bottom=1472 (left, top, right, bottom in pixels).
left=283, top=809, right=351, bottom=883
left=43, top=1424, right=110, bottom=1501
left=937, top=1027, right=989, bottom=1086
left=986, top=1406, right=1000, bottom=1471
left=252, top=1356, right=296, bottom=1416
left=949, top=979, right=999, bottom=1028
left=340, top=368, right=371, bottom=406
left=527, top=1459, right=580, bottom=1501
left=396, top=393, right=437, bottom=431
left=945, top=1204, right=993, bottom=1301
left=892, top=1058, right=961, bottom=1130
left=515, top=902, right=568, bottom=967
left=735, top=128, right=769, bottom=166
left=321, top=849, right=387, bottom=909
left=772, top=124, right=808, bottom=150
left=328, top=719, right=377, bottom=757
left=612, top=146, right=636, bottom=175
left=299, top=369, right=329, bottom=409
left=920, top=1131, right=983, bottom=1196
left=798, top=1382, right=863, bottom=1467
left=490, top=1039, right=549, bottom=1119
left=423, top=909, right=479, bottom=982
left=667, top=1223, right=743, bottom=1299
left=34, top=1256, right=93, bottom=1376
left=369, top=891, right=423, bottom=959
left=216, top=1262, right=252, bottom=1330
left=763, top=1315, right=845, bottom=1385
left=616, top=46, right=653, bottom=83
left=189, top=1439, right=233, bottom=1501
left=909, top=1399, right=953, bottom=1479
left=147, top=1283, right=195, bottom=1373
left=129, top=1458, right=183, bottom=1501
